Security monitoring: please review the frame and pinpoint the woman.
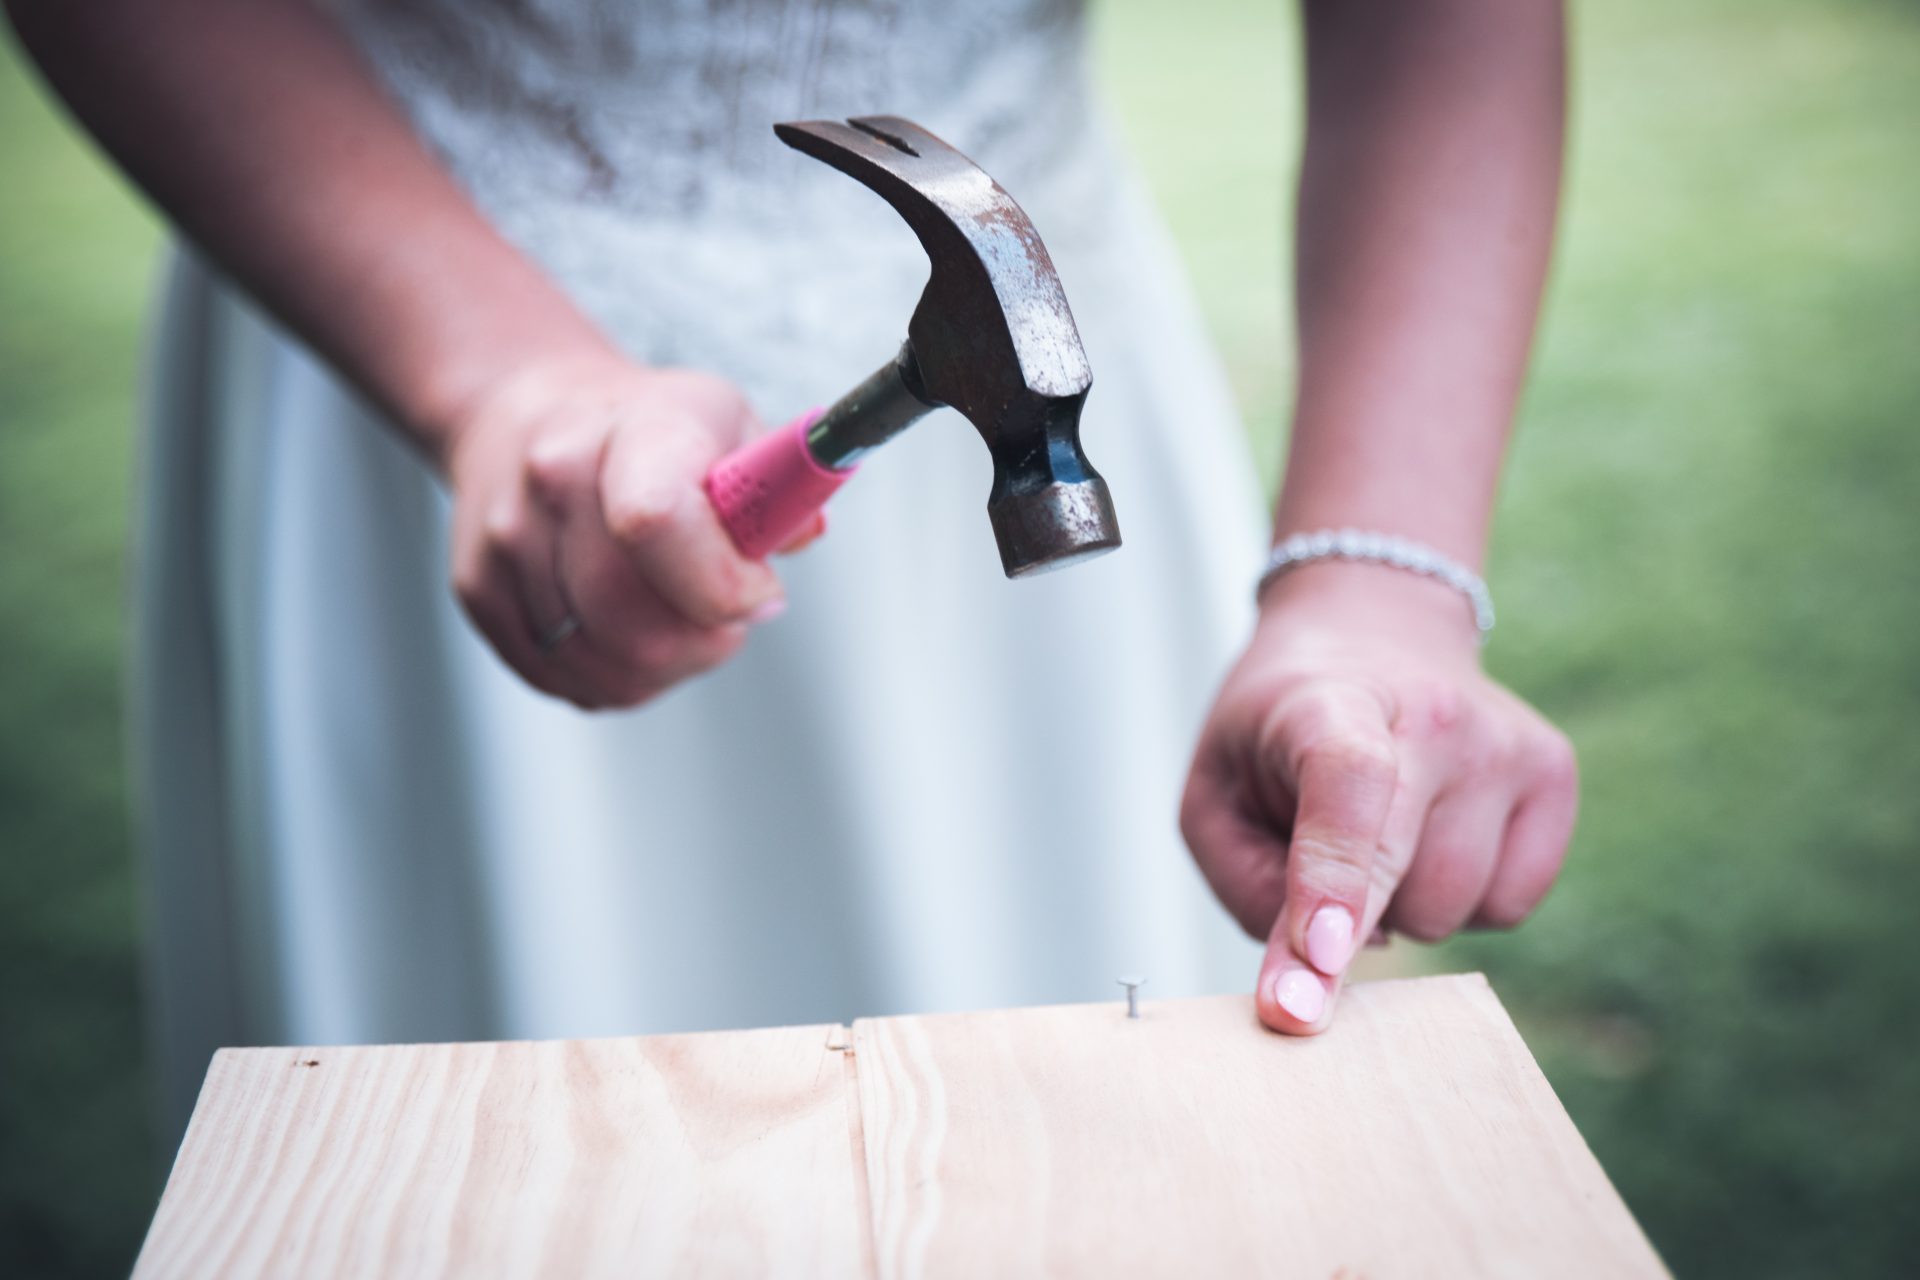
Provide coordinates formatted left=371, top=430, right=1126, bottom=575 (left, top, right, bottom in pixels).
left=11, top=0, right=1576, bottom=1152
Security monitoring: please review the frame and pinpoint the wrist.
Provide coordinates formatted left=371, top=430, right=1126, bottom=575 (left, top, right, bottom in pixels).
left=1257, top=559, right=1485, bottom=658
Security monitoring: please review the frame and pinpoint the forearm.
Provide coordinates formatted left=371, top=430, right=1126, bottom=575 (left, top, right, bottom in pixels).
left=1277, top=0, right=1565, bottom=569
left=5, top=0, right=617, bottom=462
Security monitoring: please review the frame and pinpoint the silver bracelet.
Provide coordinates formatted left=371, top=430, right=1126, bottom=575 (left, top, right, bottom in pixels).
left=1256, top=529, right=1496, bottom=640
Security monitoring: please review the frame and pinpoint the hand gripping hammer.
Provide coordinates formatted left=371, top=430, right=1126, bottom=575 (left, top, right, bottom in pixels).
left=703, top=116, right=1121, bottom=577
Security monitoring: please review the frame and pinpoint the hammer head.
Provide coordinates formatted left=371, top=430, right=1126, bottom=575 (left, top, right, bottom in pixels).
left=776, top=116, right=1121, bottom=577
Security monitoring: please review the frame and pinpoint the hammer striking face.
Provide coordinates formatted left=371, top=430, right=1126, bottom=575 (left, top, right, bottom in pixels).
left=704, top=116, right=1120, bottom=577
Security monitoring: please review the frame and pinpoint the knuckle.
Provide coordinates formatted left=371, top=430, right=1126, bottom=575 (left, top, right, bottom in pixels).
left=697, top=562, right=781, bottom=628
left=524, top=432, right=593, bottom=502
left=604, top=487, right=680, bottom=547
left=1289, top=831, right=1374, bottom=879
left=686, top=558, right=753, bottom=622
left=1535, top=730, right=1580, bottom=790
left=1271, top=685, right=1342, bottom=745
left=1475, top=894, right=1536, bottom=931
left=1395, top=681, right=1466, bottom=742
left=1307, top=732, right=1397, bottom=788
left=480, top=496, right=526, bottom=551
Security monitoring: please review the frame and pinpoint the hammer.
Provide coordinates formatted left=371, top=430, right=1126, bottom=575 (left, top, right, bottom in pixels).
left=704, top=116, right=1121, bottom=577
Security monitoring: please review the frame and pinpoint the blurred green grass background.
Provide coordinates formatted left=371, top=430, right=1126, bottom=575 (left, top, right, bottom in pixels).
left=3, top=0, right=1917, bottom=1275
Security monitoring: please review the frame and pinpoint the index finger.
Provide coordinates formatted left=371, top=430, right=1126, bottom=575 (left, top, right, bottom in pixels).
left=598, top=419, right=786, bottom=628
left=1254, top=683, right=1398, bottom=1032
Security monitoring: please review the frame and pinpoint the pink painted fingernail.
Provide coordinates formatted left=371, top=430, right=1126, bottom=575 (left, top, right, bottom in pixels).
left=1305, top=905, right=1356, bottom=977
left=1273, top=969, right=1326, bottom=1024
left=747, top=598, right=787, bottom=625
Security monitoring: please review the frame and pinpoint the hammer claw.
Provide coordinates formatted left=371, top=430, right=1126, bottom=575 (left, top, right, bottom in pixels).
left=847, top=116, right=953, bottom=164
left=774, top=119, right=934, bottom=189
left=763, top=115, right=1121, bottom=576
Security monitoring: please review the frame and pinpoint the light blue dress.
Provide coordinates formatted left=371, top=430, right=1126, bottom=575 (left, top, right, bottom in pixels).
left=133, top=0, right=1267, bottom=1147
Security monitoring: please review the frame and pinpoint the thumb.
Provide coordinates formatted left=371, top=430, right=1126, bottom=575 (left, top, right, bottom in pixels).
left=1254, top=683, right=1398, bottom=1034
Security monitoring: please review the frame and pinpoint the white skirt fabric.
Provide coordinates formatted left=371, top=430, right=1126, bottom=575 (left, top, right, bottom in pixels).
left=130, top=0, right=1269, bottom=1145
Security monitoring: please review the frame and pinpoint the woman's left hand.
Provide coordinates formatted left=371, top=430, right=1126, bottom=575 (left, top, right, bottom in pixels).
left=1180, top=561, right=1579, bottom=1036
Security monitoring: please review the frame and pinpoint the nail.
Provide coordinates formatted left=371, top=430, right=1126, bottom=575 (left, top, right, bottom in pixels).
left=747, top=598, right=787, bottom=625
left=1305, top=905, right=1356, bottom=977
left=1273, top=969, right=1326, bottom=1025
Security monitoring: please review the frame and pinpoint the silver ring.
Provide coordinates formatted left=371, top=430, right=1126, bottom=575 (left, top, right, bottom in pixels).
left=536, top=614, right=581, bottom=654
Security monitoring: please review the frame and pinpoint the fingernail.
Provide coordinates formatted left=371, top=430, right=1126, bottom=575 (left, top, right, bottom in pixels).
left=1305, top=905, right=1356, bottom=977
left=1273, top=969, right=1326, bottom=1024
left=747, top=598, right=787, bottom=624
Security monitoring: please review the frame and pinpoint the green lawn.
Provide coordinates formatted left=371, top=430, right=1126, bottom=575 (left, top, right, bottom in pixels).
left=0, top=27, right=159, bottom=1278
left=4, top=1, right=1918, bottom=1275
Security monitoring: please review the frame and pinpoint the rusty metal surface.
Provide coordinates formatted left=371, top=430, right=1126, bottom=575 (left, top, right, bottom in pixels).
left=777, top=116, right=1120, bottom=576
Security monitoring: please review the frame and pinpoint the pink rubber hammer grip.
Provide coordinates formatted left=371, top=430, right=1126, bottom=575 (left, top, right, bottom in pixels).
left=704, top=410, right=852, bottom=559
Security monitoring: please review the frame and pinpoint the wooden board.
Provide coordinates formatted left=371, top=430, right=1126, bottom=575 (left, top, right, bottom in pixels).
left=853, top=975, right=1665, bottom=1279
left=133, top=1024, right=866, bottom=1278
left=135, top=975, right=1666, bottom=1278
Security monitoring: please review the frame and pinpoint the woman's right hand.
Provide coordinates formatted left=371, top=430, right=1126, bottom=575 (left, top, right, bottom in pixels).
left=443, top=353, right=818, bottom=710
left=12, top=0, right=820, bottom=716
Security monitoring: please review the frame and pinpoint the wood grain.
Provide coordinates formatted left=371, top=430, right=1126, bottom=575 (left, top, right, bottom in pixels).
left=133, top=1023, right=865, bottom=1278
left=850, top=974, right=1666, bottom=1279
left=135, top=975, right=1665, bottom=1278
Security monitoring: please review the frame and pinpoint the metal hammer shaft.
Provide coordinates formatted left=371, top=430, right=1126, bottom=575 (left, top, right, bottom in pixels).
left=702, top=347, right=933, bottom=560
left=806, top=345, right=936, bottom=471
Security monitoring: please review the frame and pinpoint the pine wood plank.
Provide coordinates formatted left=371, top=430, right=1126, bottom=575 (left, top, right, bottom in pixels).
left=135, top=975, right=1664, bottom=1278
left=850, top=974, right=1666, bottom=1279
left=132, top=1023, right=865, bottom=1279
